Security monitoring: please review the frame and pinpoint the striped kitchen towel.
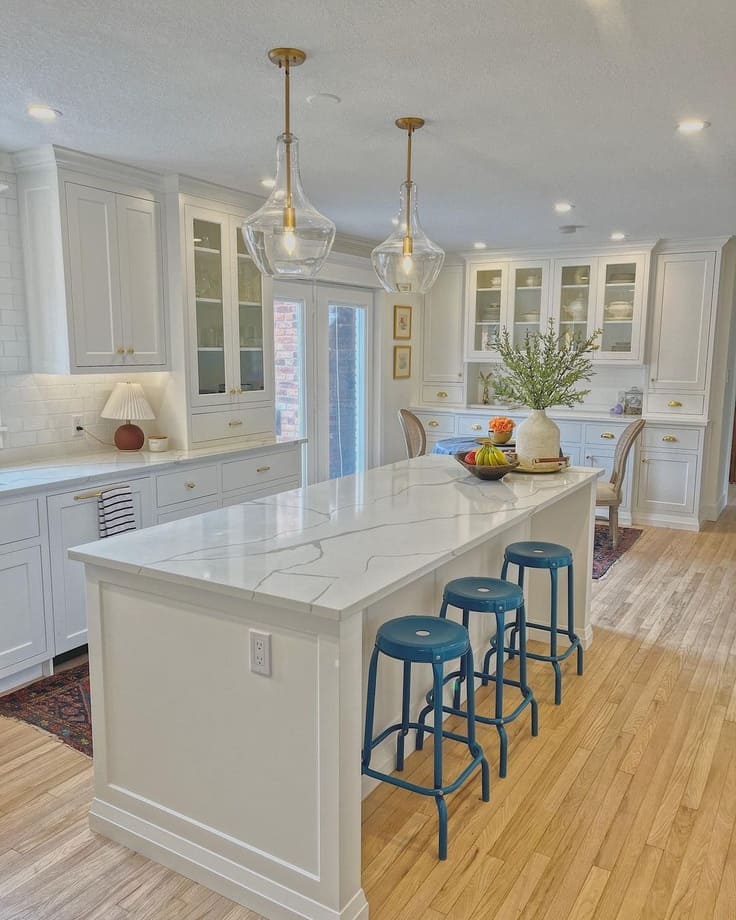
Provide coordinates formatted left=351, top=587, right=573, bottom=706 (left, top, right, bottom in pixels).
left=98, top=485, right=137, bottom=538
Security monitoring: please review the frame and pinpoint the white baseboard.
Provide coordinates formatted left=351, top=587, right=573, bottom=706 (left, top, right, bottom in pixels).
left=89, top=800, right=368, bottom=920
left=631, top=511, right=700, bottom=531
left=700, top=489, right=729, bottom=523
left=0, top=660, right=45, bottom=694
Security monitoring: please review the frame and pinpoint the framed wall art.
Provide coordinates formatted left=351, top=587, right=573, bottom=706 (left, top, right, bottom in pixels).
left=393, top=304, right=412, bottom=340
left=393, top=345, right=412, bottom=379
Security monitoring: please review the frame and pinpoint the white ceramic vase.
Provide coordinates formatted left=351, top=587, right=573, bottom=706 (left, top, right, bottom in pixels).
left=515, top=409, right=560, bottom=471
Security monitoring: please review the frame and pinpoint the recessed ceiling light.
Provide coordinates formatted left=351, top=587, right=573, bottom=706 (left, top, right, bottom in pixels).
left=554, top=201, right=574, bottom=214
left=260, top=178, right=276, bottom=189
left=610, top=231, right=626, bottom=241
left=306, top=93, right=341, bottom=105
left=473, top=242, right=487, bottom=250
left=677, top=118, right=710, bottom=135
left=391, top=216, right=400, bottom=226
left=27, top=104, right=61, bottom=121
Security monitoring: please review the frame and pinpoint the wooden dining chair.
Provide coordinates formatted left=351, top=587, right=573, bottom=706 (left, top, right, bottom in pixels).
left=398, top=409, right=427, bottom=459
left=596, top=418, right=645, bottom=548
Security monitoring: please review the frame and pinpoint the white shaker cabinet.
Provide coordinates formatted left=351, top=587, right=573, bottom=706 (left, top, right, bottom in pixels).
left=647, top=251, right=716, bottom=393
left=422, top=266, right=465, bottom=386
left=635, top=449, right=699, bottom=517
left=0, top=546, right=48, bottom=674
left=14, top=147, right=168, bottom=373
left=47, top=479, right=153, bottom=655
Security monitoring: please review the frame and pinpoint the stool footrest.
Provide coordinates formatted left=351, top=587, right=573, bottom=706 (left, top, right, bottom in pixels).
left=365, top=719, right=473, bottom=753
left=363, top=750, right=485, bottom=799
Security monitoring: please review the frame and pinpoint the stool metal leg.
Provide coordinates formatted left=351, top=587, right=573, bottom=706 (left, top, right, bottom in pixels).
left=494, top=609, right=509, bottom=778
left=396, top=660, right=412, bottom=772
left=453, top=609, right=470, bottom=709
left=550, top=567, right=562, bottom=705
left=568, top=563, right=583, bottom=676
left=432, top=660, right=447, bottom=859
left=508, top=565, right=525, bottom=659
left=362, top=645, right=380, bottom=769
left=465, top=647, right=490, bottom=803
left=517, top=601, right=539, bottom=737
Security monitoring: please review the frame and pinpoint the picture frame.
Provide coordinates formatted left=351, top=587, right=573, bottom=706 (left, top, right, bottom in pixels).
left=393, top=345, right=412, bottom=379
left=393, top=304, right=412, bottom=340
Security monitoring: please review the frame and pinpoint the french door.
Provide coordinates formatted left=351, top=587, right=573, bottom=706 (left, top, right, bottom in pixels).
left=273, top=282, right=374, bottom=484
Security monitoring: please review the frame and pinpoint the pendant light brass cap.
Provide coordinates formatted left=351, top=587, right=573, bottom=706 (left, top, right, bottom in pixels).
left=395, top=117, right=425, bottom=132
left=268, top=48, right=307, bottom=68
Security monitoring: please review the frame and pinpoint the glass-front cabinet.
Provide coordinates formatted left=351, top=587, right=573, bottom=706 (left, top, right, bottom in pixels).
left=186, top=204, right=272, bottom=407
left=552, top=260, right=598, bottom=343
left=509, top=261, right=550, bottom=347
left=466, top=264, right=505, bottom=358
left=593, top=255, right=647, bottom=362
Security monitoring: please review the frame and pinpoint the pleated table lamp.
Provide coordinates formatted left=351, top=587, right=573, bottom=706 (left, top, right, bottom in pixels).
left=101, top=382, right=156, bottom=451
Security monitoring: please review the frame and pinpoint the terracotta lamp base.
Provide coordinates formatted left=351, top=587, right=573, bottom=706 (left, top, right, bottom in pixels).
left=114, top=423, right=145, bottom=451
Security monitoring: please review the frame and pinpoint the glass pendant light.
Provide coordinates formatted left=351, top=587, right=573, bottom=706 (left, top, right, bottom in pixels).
left=371, top=117, right=445, bottom=294
left=243, top=48, right=335, bottom=278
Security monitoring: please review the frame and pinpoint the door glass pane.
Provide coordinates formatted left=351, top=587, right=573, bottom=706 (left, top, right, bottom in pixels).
left=328, top=303, right=366, bottom=479
left=602, top=262, right=636, bottom=353
left=513, top=266, right=543, bottom=346
left=473, top=268, right=502, bottom=352
left=193, top=219, right=226, bottom=396
left=559, top=264, right=592, bottom=341
left=234, top=227, right=265, bottom=393
left=273, top=298, right=305, bottom=439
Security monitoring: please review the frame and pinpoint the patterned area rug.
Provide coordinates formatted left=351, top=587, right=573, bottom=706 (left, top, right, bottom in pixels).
left=593, top=523, right=642, bottom=580
left=0, top=663, right=92, bottom=755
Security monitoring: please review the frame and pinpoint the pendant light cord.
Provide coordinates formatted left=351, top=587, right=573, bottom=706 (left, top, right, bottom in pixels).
left=403, top=125, right=414, bottom=257
left=283, top=57, right=294, bottom=225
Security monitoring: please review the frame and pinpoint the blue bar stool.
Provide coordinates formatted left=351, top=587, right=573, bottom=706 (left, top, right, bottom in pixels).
left=501, top=541, right=583, bottom=705
left=362, top=615, right=490, bottom=860
left=417, top=578, right=538, bottom=779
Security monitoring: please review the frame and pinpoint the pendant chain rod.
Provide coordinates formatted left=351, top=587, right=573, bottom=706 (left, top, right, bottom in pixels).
left=403, top=125, right=414, bottom=257
left=283, top=58, right=293, bottom=217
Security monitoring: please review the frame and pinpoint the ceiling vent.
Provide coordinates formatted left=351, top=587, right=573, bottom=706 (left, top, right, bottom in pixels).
left=559, top=224, right=586, bottom=234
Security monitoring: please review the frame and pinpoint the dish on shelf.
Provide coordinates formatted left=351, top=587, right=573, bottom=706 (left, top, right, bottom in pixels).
left=605, top=301, right=634, bottom=320
left=455, top=451, right=519, bottom=480
left=608, top=274, right=635, bottom=283
left=519, top=312, right=539, bottom=322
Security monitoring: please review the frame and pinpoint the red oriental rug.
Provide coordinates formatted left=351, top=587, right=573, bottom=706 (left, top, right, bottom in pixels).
left=593, top=522, right=642, bottom=580
left=0, top=663, right=92, bottom=755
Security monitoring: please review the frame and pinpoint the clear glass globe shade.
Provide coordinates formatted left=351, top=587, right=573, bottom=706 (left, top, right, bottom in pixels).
left=371, top=182, right=445, bottom=294
left=242, top=133, right=335, bottom=278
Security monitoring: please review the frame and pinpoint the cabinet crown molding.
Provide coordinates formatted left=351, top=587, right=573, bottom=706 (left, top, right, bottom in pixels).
left=12, top=145, right=167, bottom=192
left=458, top=240, right=658, bottom=262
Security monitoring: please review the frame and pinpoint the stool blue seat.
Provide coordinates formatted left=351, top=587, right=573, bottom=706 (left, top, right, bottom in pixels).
left=501, top=541, right=583, bottom=705
left=417, top=577, right=538, bottom=779
left=362, top=615, right=489, bottom=860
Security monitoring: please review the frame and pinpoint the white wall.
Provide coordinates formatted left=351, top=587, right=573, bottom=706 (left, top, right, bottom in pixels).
left=0, top=154, right=28, bottom=374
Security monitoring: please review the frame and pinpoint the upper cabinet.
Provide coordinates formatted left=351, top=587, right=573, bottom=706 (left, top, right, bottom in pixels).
left=648, top=250, right=716, bottom=393
left=184, top=202, right=273, bottom=409
left=464, top=249, right=651, bottom=364
left=15, top=148, right=168, bottom=374
left=422, top=265, right=465, bottom=384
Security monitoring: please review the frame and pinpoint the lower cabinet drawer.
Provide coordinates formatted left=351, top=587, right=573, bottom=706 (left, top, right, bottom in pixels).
left=156, top=498, right=220, bottom=524
left=191, top=406, right=274, bottom=444
left=646, top=393, right=706, bottom=416
left=456, top=415, right=491, bottom=436
left=414, top=412, right=455, bottom=436
left=421, top=384, right=465, bottom=407
left=556, top=421, right=583, bottom=443
left=642, top=426, right=702, bottom=451
left=583, top=422, right=627, bottom=448
left=0, top=498, right=40, bottom=546
left=156, top=466, right=219, bottom=508
left=221, top=449, right=300, bottom=494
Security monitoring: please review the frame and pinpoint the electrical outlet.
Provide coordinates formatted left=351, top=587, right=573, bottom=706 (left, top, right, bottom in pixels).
left=72, top=416, right=84, bottom=438
left=249, top=630, right=272, bottom=677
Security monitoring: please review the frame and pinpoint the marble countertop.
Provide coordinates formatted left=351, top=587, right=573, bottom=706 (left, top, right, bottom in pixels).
left=0, top=437, right=305, bottom=498
left=70, top=455, right=600, bottom=620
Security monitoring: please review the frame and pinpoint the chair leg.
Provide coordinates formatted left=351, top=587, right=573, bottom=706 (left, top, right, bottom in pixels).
left=609, top=505, right=619, bottom=550
left=396, top=660, right=411, bottom=772
left=362, top=646, right=380, bottom=769
left=495, top=609, right=508, bottom=778
left=550, top=567, right=562, bottom=705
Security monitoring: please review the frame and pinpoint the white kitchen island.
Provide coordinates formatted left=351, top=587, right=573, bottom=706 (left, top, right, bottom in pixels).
left=70, top=455, right=600, bottom=920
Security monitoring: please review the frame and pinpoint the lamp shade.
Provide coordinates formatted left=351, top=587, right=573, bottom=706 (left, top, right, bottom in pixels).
left=101, top=382, right=156, bottom=421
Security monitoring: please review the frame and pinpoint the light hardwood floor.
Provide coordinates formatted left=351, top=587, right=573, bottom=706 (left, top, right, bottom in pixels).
left=1, top=509, right=736, bottom=919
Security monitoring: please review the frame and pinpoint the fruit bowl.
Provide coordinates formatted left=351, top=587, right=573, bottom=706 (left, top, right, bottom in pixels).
left=455, top=451, right=519, bottom=480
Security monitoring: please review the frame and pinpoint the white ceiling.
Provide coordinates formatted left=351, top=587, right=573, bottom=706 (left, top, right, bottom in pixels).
left=1, top=0, right=735, bottom=251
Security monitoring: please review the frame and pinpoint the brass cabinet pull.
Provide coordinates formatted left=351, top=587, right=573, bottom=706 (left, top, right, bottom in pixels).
left=471, top=424, right=482, bottom=431
left=228, top=388, right=237, bottom=396
left=116, top=346, right=125, bottom=354
left=184, top=481, right=196, bottom=490
left=600, top=432, right=615, bottom=439
left=256, top=466, right=271, bottom=473
left=236, top=388, right=243, bottom=394
left=126, top=347, right=135, bottom=355
left=662, top=435, right=678, bottom=442
left=436, top=391, right=448, bottom=398
left=667, top=400, right=683, bottom=408
left=74, top=490, right=103, bottom=501
left=428, top=420, right=440, bottom=428
left=228, top=420, right=243, bottom=427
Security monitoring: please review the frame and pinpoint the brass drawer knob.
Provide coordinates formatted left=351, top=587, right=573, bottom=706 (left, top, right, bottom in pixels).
left=256, top=465, right=271, bottom=473
left=667, top=400, right=683, bottom=408
left=600, top=432, right=615, bottom=439
left=662, top=435, right=677, bottom=442
left=185, top=481, right=196, bottom=490
left=126, top=347, right=135, bottom=355
left=116, top=346, right=125, bottom=354
left=471, top=424, right=482, bottom=431
left=428, top=420, right=440, bottom=428
left=228, top=420, right=243, bottom=427
left=436, top=391, right=448, bottom=398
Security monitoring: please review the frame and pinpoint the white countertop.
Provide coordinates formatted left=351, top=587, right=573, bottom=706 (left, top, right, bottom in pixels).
left=0, top=437, right=305, bottom=498
left=70, top=455, right=600, bottom=620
